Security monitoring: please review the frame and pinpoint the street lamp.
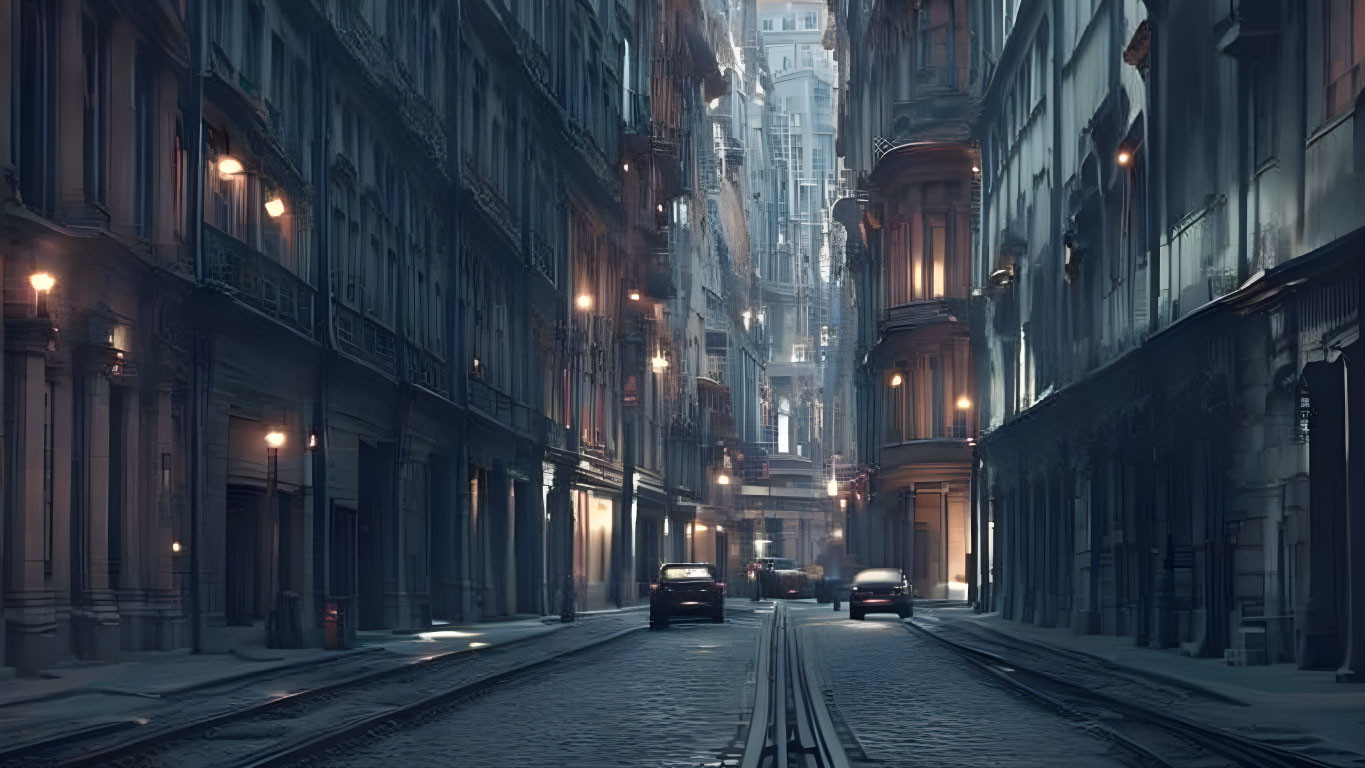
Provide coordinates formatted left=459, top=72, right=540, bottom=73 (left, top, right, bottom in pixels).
left=890, top=373, right=903, bottom=387
left=956, top=395, right=972, bottom=410
left=651, top=351, right=668, bottom=372
left=30, top=272, right=55, bottom=317
left=716, top=473, right=731, bottom=486
left=629, top=290, right=641, bottom=301
left=576, top=294, right=592, bottom=310
left=264, top=196, right=286, bottom=218
left=264, top=430, right=285, bottom=644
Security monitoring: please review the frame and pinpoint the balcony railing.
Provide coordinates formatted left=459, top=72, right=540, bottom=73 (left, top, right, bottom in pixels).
left=468, top=377, right=514, bottom=424
left=406, top=342, right=447, bottom=397
left=529, top=230, right=555, bottom=284
left=202, top=224, right=314, bottom=336
left=335, top=303, right=396, bottom=374
left=462, top=156, right=521, bottom=248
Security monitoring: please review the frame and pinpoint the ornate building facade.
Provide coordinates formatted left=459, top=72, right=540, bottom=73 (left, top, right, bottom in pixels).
left=0, top=0, right=747, bottom=675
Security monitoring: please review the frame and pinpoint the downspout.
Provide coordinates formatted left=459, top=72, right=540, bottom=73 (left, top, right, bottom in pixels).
left=310, top=29, right=332, bottom=643
left=186, top=0, right=206, bottom=654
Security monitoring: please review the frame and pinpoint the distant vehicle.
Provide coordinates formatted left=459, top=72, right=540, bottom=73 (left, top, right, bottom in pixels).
left=751, top=557, right=811, bottom=599
left=848, top=568, right=912, bottom=620
left=649, top=563, right=725, bottom=629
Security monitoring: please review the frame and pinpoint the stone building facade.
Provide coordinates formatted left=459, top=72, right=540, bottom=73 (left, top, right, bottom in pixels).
left=969, top=0, right=1362, bottom=676
left=0, top=0, right=743, bottom=675
left=833, top=0, right=984, bottom=600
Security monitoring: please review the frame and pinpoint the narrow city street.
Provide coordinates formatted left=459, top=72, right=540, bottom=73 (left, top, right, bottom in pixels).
left=5, top=598, right=1364, bottom=767
left=4, top=0, right=1365, bottom=765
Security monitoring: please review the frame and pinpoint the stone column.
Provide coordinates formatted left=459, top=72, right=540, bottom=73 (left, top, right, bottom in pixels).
left=81, top=369, right=119, bottom=661
left=4, top=322, right=58, bottom=674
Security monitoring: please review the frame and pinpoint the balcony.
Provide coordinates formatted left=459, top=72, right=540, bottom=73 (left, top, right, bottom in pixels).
left=468, top=378, right=534, bottom=434
left=407, top=342, right=447, bottom=397
left=528, top=230, right=555, bottom=284
left=202, top=224, right=314, bottom=336
left=462, top=156, right=521, bottom=249
left=334, top=303, right=397, bottom=375
left=880, top=298, right=969, bottom=332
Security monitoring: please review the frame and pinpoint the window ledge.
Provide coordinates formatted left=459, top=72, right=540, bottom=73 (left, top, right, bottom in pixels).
left=1306, top=108, right=1355, bottom=149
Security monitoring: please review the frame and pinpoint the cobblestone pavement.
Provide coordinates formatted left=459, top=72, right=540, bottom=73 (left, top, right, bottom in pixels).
left=0, top=610, right=648, bottom=768
left=304, top=606, right=767, bottom=768
left=788, top=602, right=1131, bottom=768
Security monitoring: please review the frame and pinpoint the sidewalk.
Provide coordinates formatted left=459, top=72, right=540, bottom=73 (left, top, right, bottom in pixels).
left=919, top=605, right=1365, bottom=763
left=0, top=616, right=570, bottom=711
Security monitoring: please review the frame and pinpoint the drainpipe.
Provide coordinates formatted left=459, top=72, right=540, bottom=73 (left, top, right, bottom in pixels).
left=311, top=28, right=332, bottom=644
left=186, top=0, right=206, bottom=655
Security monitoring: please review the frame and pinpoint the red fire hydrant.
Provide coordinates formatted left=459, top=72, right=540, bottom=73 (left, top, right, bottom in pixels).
left=323, top=601, right=340, bottom=650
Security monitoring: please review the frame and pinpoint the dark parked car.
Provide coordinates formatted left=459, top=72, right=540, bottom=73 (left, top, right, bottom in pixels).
left=752, top=557, right=810, bottom=599
left=650, top=563, right=725, bottom=629
left=848, top=568, right=912, bottom=620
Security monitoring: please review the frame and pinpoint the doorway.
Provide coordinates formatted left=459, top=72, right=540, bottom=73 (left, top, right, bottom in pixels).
left=225, top=487, right=264, bottom=626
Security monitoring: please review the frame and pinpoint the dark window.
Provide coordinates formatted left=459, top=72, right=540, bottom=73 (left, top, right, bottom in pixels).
left=1253, top=59, right=1278, bottom=166
left=17, top=0, right=58, bottom=215
left=244, top=4, right=262, bottom=88
left=133, top=44, right=156, bottom=237
left=82, top=8, right=109, bottom=205
left=1325, top=0, right=1365, bottom=120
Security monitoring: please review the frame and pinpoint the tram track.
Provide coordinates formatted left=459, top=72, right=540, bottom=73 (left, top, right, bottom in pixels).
left=742, top=602, right=851, bottom=768
left=906, top=618, right=1338, bottom=768
left=1, top=623, right=643, bottom=768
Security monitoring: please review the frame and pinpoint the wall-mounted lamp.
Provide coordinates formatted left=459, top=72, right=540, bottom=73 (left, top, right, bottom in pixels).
left=890, top=373, right=903, bottom=388
left=576, top=294, right=592, bottom=310
left=218, top=156, right=244, bottom=176
left=264, top=196, right=286, bottom=218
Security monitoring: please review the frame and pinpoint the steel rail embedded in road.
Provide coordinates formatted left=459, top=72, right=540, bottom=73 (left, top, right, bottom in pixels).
left=21, top=624, right=643, bottom=768
left=741, top=602, right=851, bottom=768
left=905, top=619, right=1336, bottom=768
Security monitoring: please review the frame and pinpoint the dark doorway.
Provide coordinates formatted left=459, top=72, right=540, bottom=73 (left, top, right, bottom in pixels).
left=357, top=442, right=391, bottom=630
left=226, top=487, right=262, bottom=626
left=329, top=504, right=356, bottom=598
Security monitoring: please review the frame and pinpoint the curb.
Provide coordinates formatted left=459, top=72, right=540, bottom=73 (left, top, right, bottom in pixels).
left=912, top=612, right=1250, bottom=708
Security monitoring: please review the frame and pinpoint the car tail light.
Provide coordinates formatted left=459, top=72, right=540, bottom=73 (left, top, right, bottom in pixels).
left=649, top=583, right=658, bottom=595
left=718, top=583, right=726, bottom=595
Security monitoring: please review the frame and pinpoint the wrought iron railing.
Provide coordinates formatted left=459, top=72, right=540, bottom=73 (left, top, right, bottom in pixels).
left=406, top=341, right=447, bottom=397
left=202, top=224, right=314, bottom=336
left=334, top=303, right=396, bottom=374
left=462, top=156, right=521, bottom=248
left=468, top=377, right=513, bottom=423
left=529, top=230, right=555, bottom=284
